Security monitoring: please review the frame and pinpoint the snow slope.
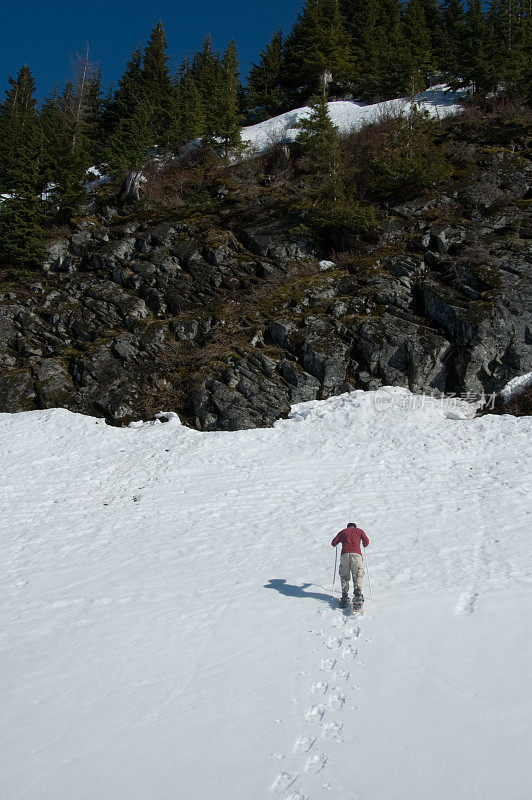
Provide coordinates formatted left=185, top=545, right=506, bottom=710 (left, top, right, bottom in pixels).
left=1, top=388, right=531, bottom=800
left=242, top=85, right=465, bottom=154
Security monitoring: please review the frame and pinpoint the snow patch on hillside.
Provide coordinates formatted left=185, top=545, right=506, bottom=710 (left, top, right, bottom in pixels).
left=501, top=370, right=532, bottom=402
left=242, top=85, right=465, bottom=154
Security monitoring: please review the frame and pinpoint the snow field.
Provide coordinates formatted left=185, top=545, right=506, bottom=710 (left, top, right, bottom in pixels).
left=1, top=387, right=531, bottom=799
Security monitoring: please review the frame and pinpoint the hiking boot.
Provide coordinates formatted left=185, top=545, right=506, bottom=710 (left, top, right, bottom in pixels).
left=353, top=588, right=364, bottom=602
left=338, top=594, right=349, bottom=608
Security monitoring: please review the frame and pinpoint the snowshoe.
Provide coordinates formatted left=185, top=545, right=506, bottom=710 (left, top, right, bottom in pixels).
left=352, top=589, right=364, bottom=612
left=338, top=595, right=349, bottom=608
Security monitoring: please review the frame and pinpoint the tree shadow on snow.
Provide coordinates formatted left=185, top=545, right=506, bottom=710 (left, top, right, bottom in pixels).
left=264, top=579, right=336, bottom=607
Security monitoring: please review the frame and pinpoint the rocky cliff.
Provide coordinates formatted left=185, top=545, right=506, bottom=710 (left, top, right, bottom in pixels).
left=1, top=119, right=531, bottom=429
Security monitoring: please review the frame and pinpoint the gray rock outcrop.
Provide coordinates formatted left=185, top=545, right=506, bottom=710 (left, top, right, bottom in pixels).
left=1, top=146, right=530, bottom=429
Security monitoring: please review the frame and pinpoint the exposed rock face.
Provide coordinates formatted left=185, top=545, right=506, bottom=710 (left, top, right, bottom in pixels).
left=239, top=217, right=315, bottom=261
left=0, top=149, right=531, bottom=429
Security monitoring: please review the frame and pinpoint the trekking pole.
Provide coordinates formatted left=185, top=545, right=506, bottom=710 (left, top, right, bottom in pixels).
left=331, top=547, right=338, bottom=600
left=364, top=548, right=373, bottom=601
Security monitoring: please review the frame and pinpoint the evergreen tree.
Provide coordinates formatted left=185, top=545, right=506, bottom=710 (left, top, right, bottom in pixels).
left=141, top=21, right=174, bottom=144
left=176, top=59, right=204, bottom=144
left=39, top=85, right=64, bottom=180
left=489, top=0, right=531, bottom=92
left=341, top=0, right=413, bottom=98
left=402, top=0, right=435, bottom=88
left=193, top=35, right=224, bottom=144
left=49, top=81, right=89, bottom=223
left=339, top=0, right=381, bottom=98
left=440, top=0, right=466, bottom=80
left=247, top=29, right=284, bottom=115
left=104, top=100, right=153, bottom=172
left=326, top=0, right=354, bottom=83
left=101, top=44, right=153, bottom=170
left=0, top=190, right=45, bottom=267
left=296, top=85, right=344, bottom=203
left=0, top=65, right=44, bottom=266
left=218, top=41, right=242, bottom=156
left=462, top=0, right=492, bottom=92
left=376, top=0, right=411, bottom=98
left=367, top=106, right=451, bottom=199
left=84, top=69, right=104, bottom=164
left=38, top=49, right=103, bottom=223
left=419, top=0, right=445, bottom=68
left=0, top=65, right=41, bottom=192
left=282, top=0, right=352, bottom=96
left=102, top=24, right=175, bottom=165
left=101, top=44, right=143, bottom=137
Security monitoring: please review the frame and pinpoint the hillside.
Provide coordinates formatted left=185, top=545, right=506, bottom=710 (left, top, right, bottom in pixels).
left=1, top=388, right=531, bottom=799
left=1, top=98, right=530, bottom=428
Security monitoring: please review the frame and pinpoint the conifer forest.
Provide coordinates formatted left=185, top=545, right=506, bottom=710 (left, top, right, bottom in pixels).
left=0, top=0, right=530, bottom=267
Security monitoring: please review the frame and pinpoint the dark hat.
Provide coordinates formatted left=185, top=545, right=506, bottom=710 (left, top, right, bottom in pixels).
left=347, top=521, right=356, bottom=527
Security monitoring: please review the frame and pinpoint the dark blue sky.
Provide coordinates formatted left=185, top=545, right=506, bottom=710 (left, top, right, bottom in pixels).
left=0, top=0, right=303, bottom=101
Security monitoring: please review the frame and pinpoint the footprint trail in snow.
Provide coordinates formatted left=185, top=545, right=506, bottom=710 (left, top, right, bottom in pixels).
left=270, top=605, right=368, bottom=797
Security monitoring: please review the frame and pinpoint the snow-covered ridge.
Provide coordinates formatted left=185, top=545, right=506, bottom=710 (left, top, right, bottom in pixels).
left=242, top=84, right=465, bottom=154
left=1, top=388, right=531, bottom=799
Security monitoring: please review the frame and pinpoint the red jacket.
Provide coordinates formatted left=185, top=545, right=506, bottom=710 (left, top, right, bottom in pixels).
left=331, top=527, right=369, bottom=556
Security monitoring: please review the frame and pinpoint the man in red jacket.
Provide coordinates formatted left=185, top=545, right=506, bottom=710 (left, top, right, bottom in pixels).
left=331, top=522, right=369, bottom=609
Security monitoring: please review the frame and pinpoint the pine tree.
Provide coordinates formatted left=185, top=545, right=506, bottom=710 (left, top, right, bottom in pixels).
left=0, top=66, right=45, bottom=266
left=0, top=65, right=42, bottom=191
left=0, top=190, right=45, bottom=267
left=461, top=0, right=493, bottom=92
left=37, top=77, right=89, bottom=224
left=193, top=35, right=224, bottom=145
left=440, top=0, right=466, bottom=81
left=489, top=0, right=530, bottom=92
left=176, top=59, right=204, bottom=144
left=402, top=0, right=435, bottom=88
left=376, top=0, right=412, bottom=98
left=218, top=41, right=242, bottom=156
left=105, top=101, right=153, bottom=172
left=141, top=21, right=174, bottom=144
left=102, top=44, right=143, bottom=137
left=101, top=44, right=153, bottom=170
left=282, top=0, right=352, bottom=96
left=368, top=106, right=451, bottom=199
left=247, top=29, right=284, bottom=115
left=339, top=0, right=381, bottom=98
left=53, top=82, right=89, bottom=222
left=83, top=68, right=104, bottom=164
left=419, top=0, right=445, bottom=68
left=296, top=85, right=344, bottom=203
left=37, top=48, right=103, bottom=224
left=327, top=0, right=354, bottom=84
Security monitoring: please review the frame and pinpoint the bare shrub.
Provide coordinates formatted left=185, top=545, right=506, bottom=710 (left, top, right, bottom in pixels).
left=478, top=386, right=532, bottom=417
left=143, top=158, right=189, bottom=209
left=463, top=92, right=530, bottom=119
left=343, top=114, right=402, bottom=181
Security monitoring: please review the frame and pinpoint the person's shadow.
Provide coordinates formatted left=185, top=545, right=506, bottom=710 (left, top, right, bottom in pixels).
left=264, top=579, right=336, bottom=607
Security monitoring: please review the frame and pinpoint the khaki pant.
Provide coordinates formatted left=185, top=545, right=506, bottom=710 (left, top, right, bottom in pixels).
left=339, top=553, right=364, bottom=596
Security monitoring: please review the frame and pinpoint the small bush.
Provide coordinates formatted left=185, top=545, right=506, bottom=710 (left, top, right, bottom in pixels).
left=340, top=108, right=451, bottom=203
